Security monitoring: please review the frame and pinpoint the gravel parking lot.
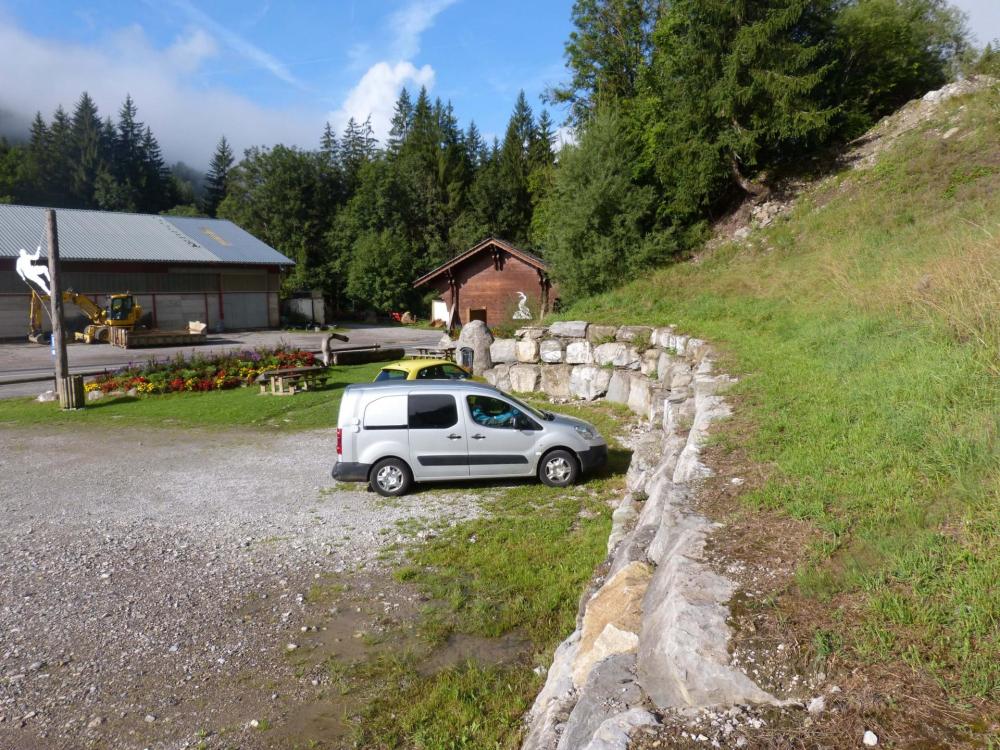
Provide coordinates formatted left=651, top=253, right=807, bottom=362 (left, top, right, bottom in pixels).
left=0, top=424, right=481, bottom=749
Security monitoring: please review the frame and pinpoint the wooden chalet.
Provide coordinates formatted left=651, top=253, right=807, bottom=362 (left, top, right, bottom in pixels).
left=413, top=238, right=555, bottom=328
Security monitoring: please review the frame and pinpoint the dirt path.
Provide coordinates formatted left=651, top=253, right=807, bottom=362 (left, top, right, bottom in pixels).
left=0, top=425, right=481, bottom=749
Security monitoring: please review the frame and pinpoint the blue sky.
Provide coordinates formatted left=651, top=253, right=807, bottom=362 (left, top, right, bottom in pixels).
left=0, top=0, right=995, bottom=168
left=0, top=0, right=573, bottom=166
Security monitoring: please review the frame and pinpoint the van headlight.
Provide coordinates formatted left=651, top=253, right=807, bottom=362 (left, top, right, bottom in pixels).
left=574, top=425, right=596, bottom=441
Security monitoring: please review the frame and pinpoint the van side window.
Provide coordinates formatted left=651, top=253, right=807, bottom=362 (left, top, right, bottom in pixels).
left=467, top=395, right=519, bottom=429
left=441, top=364, right=469, bottom=380
left=408, top=394, right=458, bottom=429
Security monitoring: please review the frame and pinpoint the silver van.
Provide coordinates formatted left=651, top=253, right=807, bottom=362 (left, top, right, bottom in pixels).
left=332, top=381, right=608, bottom=496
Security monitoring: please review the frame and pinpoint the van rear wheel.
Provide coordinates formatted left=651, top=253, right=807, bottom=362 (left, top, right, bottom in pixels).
left=370, top=458, right=413, bottom=497
left=539, top=449, right=579, bottom=488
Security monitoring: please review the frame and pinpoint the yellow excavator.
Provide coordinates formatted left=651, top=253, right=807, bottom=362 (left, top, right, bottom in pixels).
left=29, top=289, right=143, bottom=344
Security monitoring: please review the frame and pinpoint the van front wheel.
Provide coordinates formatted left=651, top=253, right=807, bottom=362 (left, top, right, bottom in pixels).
left=539, top=450, right=579, bottom=488
left=370, top=458, right=413, bottom=497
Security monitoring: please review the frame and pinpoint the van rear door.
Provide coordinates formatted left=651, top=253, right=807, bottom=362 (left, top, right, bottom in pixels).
left=407, top=393, right=469, bottom=480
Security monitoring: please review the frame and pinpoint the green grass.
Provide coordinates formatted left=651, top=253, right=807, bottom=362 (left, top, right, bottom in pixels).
left=0, top=362, right=384, bottom=431
left=333, top=400, right=629, bottom=749
left=558, top=86, right=1000, bottom=699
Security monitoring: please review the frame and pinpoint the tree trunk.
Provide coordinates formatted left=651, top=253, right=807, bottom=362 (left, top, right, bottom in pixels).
left=729, top=155, right=770, bottom=201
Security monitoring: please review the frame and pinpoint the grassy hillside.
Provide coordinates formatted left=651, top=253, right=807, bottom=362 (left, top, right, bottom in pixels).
left=562, top=84, right=999, bottom=702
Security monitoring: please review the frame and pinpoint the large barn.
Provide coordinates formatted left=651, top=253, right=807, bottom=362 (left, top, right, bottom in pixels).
left=413, top=237, right=556, bottom=328
left=0, top=204, right=293, bottom=339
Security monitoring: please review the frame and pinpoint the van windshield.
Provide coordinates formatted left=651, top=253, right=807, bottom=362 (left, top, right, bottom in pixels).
left=504, top=394, right=554, bottom=421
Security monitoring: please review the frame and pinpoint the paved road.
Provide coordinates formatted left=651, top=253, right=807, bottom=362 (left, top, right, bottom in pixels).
left=0, top=325, right=444, bottom=399
left=0, top=423, right=481, bottom=749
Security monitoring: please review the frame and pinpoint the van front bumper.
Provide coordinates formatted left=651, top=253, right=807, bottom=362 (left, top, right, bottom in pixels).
left=332, top=461, right=371, bottom=483
left=578, top=444, right=608, bottom=472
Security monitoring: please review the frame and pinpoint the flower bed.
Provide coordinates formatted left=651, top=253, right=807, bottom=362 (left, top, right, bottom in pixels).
left=85, top=347, right=317, bottom=395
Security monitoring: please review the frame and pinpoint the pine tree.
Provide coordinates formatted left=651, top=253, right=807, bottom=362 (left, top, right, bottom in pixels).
left=48, top=106, right=74, bottom=206
left=387, top=88, right=414, bottom=154
left=550, top=0, right=660, bottom=124
left=70, top=92, right=106, bottom=207
left=116, top=95, right=143, bottom=191
left=139, top=125, right=171, bottom=212
left=201, top=136, right=235, bottom=217
left=320, top=122, right=338, bottom=164
left=495, top=91, right=536, bottom=245
left=644, top=0, right=835, bottom=215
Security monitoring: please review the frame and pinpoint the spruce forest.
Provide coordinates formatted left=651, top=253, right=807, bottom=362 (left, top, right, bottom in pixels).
left=0, top=0, right=994, bottom=315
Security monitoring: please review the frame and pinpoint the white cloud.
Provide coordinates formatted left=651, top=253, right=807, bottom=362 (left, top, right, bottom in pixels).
left=0, top=18, right=321, bottom=167
left=389, top=0, right=459, bottom=60
left=554, top=125, right=577, bottom=149
left=166, top=27, right=217, bottom=73
left=329, top=61, right=435, bottom=143
left=162, top=0, right=302, bottom=87
left=329, top=0, right=457, bottom=144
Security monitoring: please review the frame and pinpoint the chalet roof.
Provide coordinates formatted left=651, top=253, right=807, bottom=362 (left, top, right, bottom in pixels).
left=413, top=237, right=547, bottom=288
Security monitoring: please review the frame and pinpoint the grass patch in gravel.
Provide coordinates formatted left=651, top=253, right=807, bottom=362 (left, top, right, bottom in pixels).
left=0, top=362, right=383, bottom=430
left=328, top=400, right=631, bottom=749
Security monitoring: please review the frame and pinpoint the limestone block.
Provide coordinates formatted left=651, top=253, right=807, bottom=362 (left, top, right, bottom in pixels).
left=489, top=338, right=517, bottom=364
left=548, top=320, right=589, bottom=338
left=657, top=351, right=673, bottom=382
left=587, top=324, right=618, bottom=343
left=572, top=561, right=652, bottom=687
left=640, top=349, right=660, bottom=377
left=516, top=338, right=540, bottom=363
left=638, top=552, right=774, bottom=709
left=558, top=654, right=644, bottom=750
left=651, top=327, right=675, bottom=348
left=570, top=365, right=613, bottom=401
left=515, top=326, right=546, bottom=340
left=565, top=340, right=594, bottom=365
left=594, top=342, right=640, bottom=369
left=456, top=320, right=494, bottom=375
left=539, top=339, right=564, bottom=363
left=670, top=370, right=693, bottom=390
left=627, top=375, right=652, bottom=416
left=485, top=364, right=512, bottom=392
left=616, top=325, right=653, bottom=344
left=579, top=708, right=658, bottom=750
left=606, top=370, right=631, bottom=404
left=509, top=364, right=542, bottom=393
left=522, top=632, right=582, bottom=750
left=541, top=365, right=573, bottom=399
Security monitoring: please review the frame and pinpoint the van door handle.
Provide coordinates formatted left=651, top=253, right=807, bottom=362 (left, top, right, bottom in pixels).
left=447, top=434, right=462, bottom=440
left=471, top=434, right=486, bottom=440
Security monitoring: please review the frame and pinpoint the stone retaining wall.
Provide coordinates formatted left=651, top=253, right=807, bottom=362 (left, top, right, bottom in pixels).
left=483, top=322, right=778, bottom=750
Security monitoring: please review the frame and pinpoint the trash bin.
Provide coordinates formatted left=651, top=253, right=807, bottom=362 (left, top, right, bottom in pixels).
left=459, top=346, right=474, bottom=371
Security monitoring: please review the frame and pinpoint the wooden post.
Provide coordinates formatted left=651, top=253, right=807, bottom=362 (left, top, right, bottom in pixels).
left=46, top=209, right=83, bottom=409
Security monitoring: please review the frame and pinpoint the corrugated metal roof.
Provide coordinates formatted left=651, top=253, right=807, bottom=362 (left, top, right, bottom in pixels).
left=0, top=204, right=294, bottom=266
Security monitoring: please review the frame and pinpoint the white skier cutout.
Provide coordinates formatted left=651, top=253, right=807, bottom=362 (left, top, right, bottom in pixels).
left=15, top=246, right=51, bottom=295
left=512, top=291, right=532, bottom=320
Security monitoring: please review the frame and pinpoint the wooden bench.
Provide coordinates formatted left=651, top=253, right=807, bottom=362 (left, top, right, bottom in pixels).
left=256, top=365, right=329, bottom=396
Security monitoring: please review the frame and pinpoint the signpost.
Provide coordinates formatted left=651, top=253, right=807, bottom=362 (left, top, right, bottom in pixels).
left=45, top=209, right=84, bottom=409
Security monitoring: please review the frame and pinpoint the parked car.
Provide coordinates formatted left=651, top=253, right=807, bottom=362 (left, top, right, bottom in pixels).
left=332, top=380, right=608, bottom=496
left=373, top=358, right=470, bottom=382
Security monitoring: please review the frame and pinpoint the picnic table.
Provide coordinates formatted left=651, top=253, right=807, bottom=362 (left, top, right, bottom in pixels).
left=256, top=365, right=329, bottom=396
left=413, top=346, right=455, bottom=358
